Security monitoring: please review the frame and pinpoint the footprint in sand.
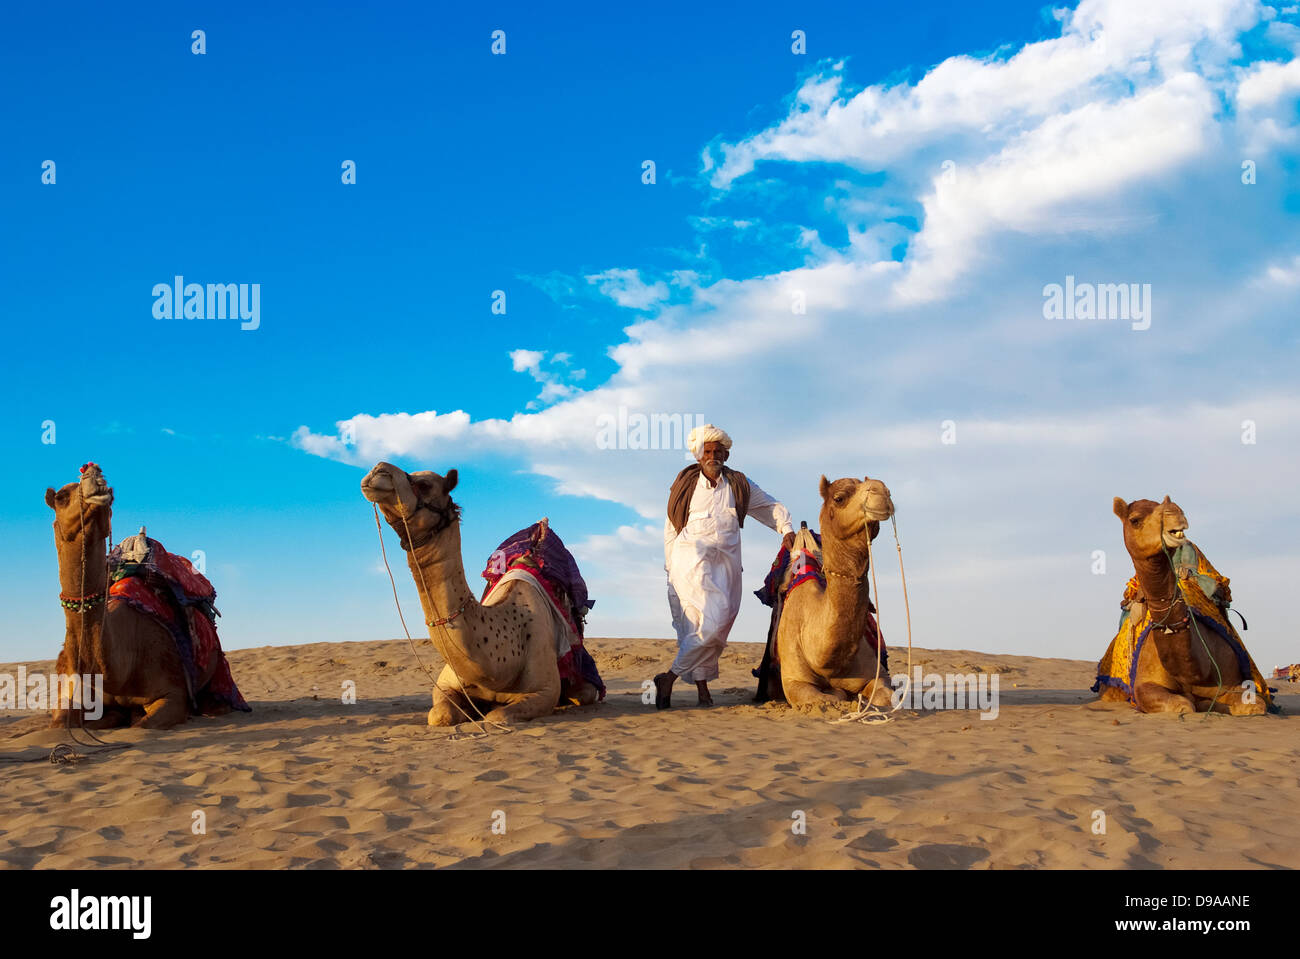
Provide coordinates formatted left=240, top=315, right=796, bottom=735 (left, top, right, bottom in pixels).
left=907, top=843, right=989, bottom=869
left=847, top=829, right=898, bottom=853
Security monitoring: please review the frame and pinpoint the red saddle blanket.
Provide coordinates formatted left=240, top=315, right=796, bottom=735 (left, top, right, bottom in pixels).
left=108, top=538, right=249, bottom=713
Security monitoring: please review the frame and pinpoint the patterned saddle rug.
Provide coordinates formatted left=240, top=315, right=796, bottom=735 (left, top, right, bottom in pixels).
left=108, top=530, right=249, bottom=713
left=480, top=520, right=604, bottom=700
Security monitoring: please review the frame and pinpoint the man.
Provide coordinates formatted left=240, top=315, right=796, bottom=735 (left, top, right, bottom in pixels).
left=654, top=424, right=794, bottom=708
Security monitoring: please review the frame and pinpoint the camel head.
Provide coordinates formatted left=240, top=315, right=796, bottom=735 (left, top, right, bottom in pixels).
left=1112, top=495, right=1189, bottom=559
left=818, top=475, right=894, bottom=540
left=361, top=461, right=460, bottom=549
left=44, top=462, right=114, bottom=543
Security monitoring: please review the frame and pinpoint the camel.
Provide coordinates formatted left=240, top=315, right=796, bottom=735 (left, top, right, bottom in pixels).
left=361, top=461, right=601, bottom=725
left=774, top=475, right=895, bottom=710
left=46, top=463, right=227, bottom=728
left=1096, top=496, right=1270, bottom=716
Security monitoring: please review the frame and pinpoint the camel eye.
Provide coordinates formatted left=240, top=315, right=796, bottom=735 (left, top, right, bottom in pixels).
left=1129, top=517, right=1141, bottom=526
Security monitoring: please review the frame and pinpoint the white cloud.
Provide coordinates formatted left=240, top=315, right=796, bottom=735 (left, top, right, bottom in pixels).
left=507, top=349, right=583, bottom=407
left=510, top=349, right=545, bottom=374
left=586, top=268, right=671, bottom=310
left=290, top=0, right=1300, bottom=667
left=705, top=0, right=1276, bottom=300
left=1260, top=252, right=1300, bottom=285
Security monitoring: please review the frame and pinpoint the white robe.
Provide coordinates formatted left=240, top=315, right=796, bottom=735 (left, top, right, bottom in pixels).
left=664, top=472, right=792, bottom=683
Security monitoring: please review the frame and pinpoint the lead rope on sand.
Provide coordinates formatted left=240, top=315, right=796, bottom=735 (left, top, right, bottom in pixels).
left=833, top=509, right=914, bottom=727
left=373, top=503, right=511, bottom=742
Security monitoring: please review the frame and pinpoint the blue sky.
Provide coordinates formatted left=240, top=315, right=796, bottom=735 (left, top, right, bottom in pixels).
left=3, top=0, right=1298, bottom=671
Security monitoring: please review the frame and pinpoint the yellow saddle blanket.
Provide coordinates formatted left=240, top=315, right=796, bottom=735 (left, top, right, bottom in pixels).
left=1093, top=543, right=1274, bottom=711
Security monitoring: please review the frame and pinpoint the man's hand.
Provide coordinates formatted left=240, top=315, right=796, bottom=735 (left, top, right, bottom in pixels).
left=782, top=531, right=796, bottom=552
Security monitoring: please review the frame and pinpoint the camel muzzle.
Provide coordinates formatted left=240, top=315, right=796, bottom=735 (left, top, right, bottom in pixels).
left=360, top=464, right=398, bottom=500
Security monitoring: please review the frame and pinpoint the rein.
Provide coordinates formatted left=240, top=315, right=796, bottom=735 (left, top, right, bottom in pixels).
left=835, top=500, right=914, bottom=727
left=371, top=499, right=511, bottom=740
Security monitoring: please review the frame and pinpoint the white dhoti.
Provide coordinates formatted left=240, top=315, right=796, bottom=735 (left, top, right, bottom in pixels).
left=665, top=472, right=791, bottom=683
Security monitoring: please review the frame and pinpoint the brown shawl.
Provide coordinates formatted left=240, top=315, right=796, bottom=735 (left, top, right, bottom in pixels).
left=667, top=465, right=751, bottom=535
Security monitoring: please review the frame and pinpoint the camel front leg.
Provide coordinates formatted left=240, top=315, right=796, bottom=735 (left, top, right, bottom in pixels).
left=782, top=676, right=846, bottom=709
left=135, top=695, right=189, bottom=729
left=858, top=676, right=895, bottom=708
left=836, top=671, right=894, bottom=708
left=1190, top=685, right=1268, bottom=716
left=483, top=688, right=560, bottom=725
left=428, top=669, right=482, bottom=726
left=1133, top=682, right=1195, bottom=715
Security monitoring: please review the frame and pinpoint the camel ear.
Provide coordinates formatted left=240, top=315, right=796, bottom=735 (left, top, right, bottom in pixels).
left=444, top=469, right=458, bottom=493
left=45, top=488, right=57, bottom=509
left=1112, top=497, right=1128, bottom=519
left=1161, top=494, right=1170, bottom=505
left=819, top=475, right=830, bottom=500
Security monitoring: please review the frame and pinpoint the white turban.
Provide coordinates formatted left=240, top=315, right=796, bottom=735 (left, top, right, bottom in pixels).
left=688, top=424, right=732, bottom=457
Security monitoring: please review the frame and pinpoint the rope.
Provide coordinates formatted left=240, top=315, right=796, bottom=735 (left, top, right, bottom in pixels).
left=833, top=504, right=914, bottom=726
left=372, top=502, right=511, bottom=741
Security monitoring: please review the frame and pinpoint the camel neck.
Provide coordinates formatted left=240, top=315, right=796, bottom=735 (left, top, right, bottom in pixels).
left=819, top=526, right=875, bottom=653
left=404, top=523, right=501, bottom=684
left=406, top=524, right=478, bottom=627
left=62, top=611, right=107, bottom=676
left=821, top=523, right=874, bottom=580
left=1131, top=549, right=1177, bottom=606
left=55, top=527, right=108, bottom=598
left=54, top=526, right=109, bottom=678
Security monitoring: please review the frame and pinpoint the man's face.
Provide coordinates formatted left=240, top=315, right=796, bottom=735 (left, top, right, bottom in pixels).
left=698, top=441, right=728, bottom=478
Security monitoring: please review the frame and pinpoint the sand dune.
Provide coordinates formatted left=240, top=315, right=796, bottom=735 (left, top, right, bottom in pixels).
left=1, top=638, right=1295, bottom=869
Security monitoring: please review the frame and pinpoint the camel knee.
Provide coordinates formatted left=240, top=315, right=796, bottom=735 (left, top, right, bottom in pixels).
left=135, top=697, right=187, bottom=729
left=486, top=691, right=554, bottom=724
left=1135, top=684, right=1195, bottom=715
left=782, top=679, right=839, bottom=708
left=427, top=705, right=459, bottom=726
left=862, top=678, right=894, bottom=707
left=428, top=687, right=474, bottom=726
left=1225, top=699, right=1268, bottom=717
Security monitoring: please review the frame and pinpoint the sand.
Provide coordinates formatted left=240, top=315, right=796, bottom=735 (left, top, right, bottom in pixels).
left=0, top=637, right=1296, bottom=869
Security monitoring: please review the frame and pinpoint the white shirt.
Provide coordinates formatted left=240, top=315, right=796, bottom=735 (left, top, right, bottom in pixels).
left=662, top=470, right=792, bottom=681
left=663, top=471, right=793, bottom=569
